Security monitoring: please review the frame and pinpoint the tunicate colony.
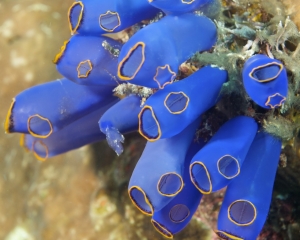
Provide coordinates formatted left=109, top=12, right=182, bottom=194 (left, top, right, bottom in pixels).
left=5, top=0, right=289, bottom=239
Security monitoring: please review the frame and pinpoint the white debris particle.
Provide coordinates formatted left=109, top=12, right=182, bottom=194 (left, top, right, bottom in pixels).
left=27, top=3, right=50, bottom=12
left=12, top=4, right=22, bottom=12
left=4, top=226, right=34, bottom=240
left=40, top=23, right=53, bottom=37
left=25, top=29, right=36, bottom=38
left=0, top=20, right=14, bottom=38
left=210, top=64, right=225, bottom=70
left=114, top=83, right=153, bottom=98
left=24, top=72, right=34, bottom=82
left=104, top=126, right=125, bottom=156
left=52, top=12, right=61, bottom=20
left=3, top=76, right=13, bottom=84
left=9, top=172, right=15, bottom=180
left=10, top=51, right=27, bottom=68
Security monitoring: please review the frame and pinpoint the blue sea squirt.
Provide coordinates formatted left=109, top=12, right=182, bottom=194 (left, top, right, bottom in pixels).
left=5, top=0, right=293, bottom=239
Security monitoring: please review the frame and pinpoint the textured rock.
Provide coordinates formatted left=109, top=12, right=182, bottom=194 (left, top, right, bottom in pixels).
left=282, top=0, right=300, bottom=28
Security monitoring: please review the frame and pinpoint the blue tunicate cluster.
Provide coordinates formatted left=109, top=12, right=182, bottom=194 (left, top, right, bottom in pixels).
left=4, top=0, right=289, bottom=239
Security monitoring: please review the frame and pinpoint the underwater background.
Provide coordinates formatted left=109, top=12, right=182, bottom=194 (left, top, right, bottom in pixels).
left=1, top=0, right=300, bottom=239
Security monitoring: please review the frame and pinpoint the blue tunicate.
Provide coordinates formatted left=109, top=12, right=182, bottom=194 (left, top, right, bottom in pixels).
left=99, top=95, right=142, bottom=156
left=151, top=141, right=204, bottom=238
left=55, top=35, right=122, bottom=86
left=68, top=0, right=160, bottom=35
left=22, top=99, right=118, bottom=161
left=128, top=119, right=200, bottom=215
left=149, top=0, right=216, bottom=15
left=5, top=78, right=117, bottom=138
left=138, top=66, right=227, bottom=141
left=242, top=54, right=288, bottom=109
left=190, top=116, right=257, bottom=194
left=117, top=13, right=217, bottom=88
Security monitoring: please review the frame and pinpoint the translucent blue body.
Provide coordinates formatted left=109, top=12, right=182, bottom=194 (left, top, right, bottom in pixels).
left=190, top=116, right=257, bottom=194
left=117, top=14, right=217, bottom=88
left=243, top=54, right=288, bottom=109
left=22, top=100, right=117, bottom=161
left=56, top=35, right=122, bottom=86
left=6, top=78, right=116, bottom=138
left=128, top=119, right=200, bottom=215
left=99, top=95, right=142, bottom=155
left=151, top=141, right=204, bottom=238
left=217, top=132, right=282, bottom=240
left=68, top=0, right=159, bottom=35
left=139, top=66, right=227, bottom=141
left=149, top=0, right=212, bottom=15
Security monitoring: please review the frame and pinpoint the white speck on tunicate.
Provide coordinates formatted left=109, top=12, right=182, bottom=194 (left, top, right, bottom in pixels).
left=104, top=127, right=125, bottom=156
left=210, top=64, right=225, bottom=70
